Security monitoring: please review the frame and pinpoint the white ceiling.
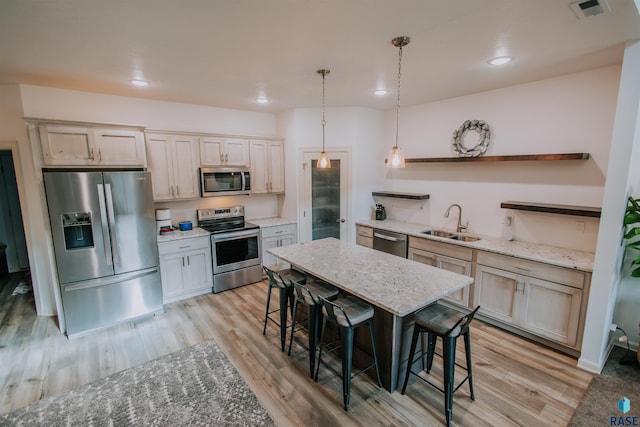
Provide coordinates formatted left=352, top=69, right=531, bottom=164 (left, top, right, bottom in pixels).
left=1, top=0, right=639, bottom=113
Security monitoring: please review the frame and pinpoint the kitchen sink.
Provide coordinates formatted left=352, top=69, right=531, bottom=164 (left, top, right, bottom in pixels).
left=421, top=229, right=481, bottom=242
left=421, top=230, right=456, bottom=238
left=453, top=235, right=481, bottom=242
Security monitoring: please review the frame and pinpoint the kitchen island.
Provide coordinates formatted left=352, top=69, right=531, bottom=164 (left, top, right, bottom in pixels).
left=268, top=237, right=474, bottom=391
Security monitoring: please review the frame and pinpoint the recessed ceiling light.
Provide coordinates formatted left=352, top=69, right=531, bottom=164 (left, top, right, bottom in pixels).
left=487, top=56, right=513, bottom=66
left=373, top=89, right=388, bottom=96
left=130, top=79, right=149, bottom=87
left=256, top=97, right=269, bottom=104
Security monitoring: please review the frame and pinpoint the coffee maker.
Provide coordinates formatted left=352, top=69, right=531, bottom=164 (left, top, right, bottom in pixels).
left=375, top=203, right=386, bottom=220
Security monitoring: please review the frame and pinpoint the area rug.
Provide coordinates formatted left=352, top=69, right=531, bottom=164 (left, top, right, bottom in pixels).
left=569, top=346, right=640, bottom=426
left=0, top=339, right=275, bottom=426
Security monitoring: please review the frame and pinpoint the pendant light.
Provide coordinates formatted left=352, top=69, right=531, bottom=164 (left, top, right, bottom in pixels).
left=387, top=36, right=410, bottom=168
left=317, top=69, right=331, bottom=169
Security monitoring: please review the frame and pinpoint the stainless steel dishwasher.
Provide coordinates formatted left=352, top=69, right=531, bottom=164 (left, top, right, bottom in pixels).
left=372, top=229, right=407, bottom=258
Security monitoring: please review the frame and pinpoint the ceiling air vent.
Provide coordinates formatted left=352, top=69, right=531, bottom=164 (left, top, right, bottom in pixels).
left=570, top=0, right=611, bottom=19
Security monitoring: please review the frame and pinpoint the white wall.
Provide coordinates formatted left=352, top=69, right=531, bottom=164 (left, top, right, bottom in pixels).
left=580, top=41, right=640, bottom=372
left=20, top=85, right=276, bottom=136
left=377, top=66, right=620, bottom=252
left=276, top=107, right=385, bottom=240
left=0, top=85, right=58, bottom=315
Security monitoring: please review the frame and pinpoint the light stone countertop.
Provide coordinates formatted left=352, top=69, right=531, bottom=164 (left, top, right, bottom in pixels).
left=356, top=219, right=595, bottom=272
left=156, top=227, right=210, bottom=243
left=268, top=237, right=474, bottom=317
left=248, top=217, right=297, bottom=228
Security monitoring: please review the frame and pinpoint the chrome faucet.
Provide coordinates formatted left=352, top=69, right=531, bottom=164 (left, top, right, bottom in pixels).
left=445, top=203, right=467, bottom=233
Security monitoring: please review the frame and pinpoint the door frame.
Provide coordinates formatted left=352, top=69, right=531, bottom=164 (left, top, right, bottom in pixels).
left=298, top=147, right=352, bottom=243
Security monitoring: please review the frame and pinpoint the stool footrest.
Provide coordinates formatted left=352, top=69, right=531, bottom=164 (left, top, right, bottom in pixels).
left=406, top=369, right=472, bottom=396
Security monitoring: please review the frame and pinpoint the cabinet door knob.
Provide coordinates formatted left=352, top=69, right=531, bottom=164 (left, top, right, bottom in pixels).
left=336, top=218, right=346, bottom=223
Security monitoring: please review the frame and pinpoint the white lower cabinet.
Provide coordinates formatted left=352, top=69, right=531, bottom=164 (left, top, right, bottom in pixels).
left=408, top=237, right=473, bottom=308
left=474, top=251, right=587, bottom=349
left=158, top=236, right=212, bottom=304
left=261, top=223, right=297, bottom=267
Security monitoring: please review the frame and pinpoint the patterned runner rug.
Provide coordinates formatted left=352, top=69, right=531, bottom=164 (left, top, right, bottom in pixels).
left=0, top=339, right=274, bottom=426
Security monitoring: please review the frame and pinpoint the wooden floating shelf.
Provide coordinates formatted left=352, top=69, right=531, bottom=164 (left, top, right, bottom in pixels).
left=372, top=191, right=430, bottom=200
left=501, top=201, right=601, bottom=218
left=384, top=152, right=590, bottom=164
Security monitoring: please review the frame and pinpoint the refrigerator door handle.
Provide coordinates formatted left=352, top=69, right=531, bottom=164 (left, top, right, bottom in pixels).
left=97, top=184, right=113, bottom=266
left=104, top=183, right=119, bottom=265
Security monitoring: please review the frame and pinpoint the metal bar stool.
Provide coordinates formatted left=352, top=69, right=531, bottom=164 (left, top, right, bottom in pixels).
left=262, top=264, right=307, bottom=351
left=401, top=304, right=480, bottom=427
left=288, top=279, right=339, bottom=377
left=315, top=295, right=382, bottom=411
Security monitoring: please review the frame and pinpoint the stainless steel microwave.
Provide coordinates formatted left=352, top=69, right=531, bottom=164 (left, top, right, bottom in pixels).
left=200, top=167, right=251, bottom=197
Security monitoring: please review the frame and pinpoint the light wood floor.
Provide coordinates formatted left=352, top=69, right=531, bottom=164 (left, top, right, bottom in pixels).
left=0, top=272, right=594, bottom=426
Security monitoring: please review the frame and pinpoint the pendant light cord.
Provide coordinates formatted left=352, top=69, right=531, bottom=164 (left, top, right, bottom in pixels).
left=321, top=70, right=327, bottom=152
left=395, top=43, right=403, bottom=149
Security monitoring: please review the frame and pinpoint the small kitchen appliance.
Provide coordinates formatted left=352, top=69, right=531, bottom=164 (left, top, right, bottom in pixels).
left=155, top=208, right=172, bottom=234
left=375, top=203, right=386, bottom=220
left=179, top=221, right=193, bottom=231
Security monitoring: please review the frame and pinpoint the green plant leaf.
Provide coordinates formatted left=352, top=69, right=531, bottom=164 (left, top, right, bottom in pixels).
left=624, top=213, right=640, bottom=225
left=627, top=240, right=640, bottom=249
left=630, top=196, right=640, bottom=209
left=633, top=253, right=640, bottom=265
left=631, top=267, right=640, bottom=277
left=624, top=228, right=640, bottom=239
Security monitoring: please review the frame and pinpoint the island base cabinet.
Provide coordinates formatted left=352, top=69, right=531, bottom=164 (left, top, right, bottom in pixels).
left=474, top=262, right=584, bottom=348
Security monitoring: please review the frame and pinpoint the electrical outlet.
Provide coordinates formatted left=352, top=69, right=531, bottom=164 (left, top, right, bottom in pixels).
left=610, top=323, right=617, bottom=332
left=575, top=221, right=585, bottom=233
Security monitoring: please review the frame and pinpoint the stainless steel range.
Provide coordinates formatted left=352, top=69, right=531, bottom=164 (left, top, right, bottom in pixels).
left=197, top=206, right=262, bottom=293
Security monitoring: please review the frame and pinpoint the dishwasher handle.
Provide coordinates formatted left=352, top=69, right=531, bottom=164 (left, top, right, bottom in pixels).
left=374, top=232, right=406, bottom=242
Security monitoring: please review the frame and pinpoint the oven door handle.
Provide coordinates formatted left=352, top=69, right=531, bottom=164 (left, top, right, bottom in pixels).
left=213, top=228, right=260, bottom=241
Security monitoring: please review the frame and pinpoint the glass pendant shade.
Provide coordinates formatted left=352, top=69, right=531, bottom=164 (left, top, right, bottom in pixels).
left=388, top=146, right=405, bottom=168
left=387, top=36, right=410, bottom=169
left=317, top=151, right=331, bottom=169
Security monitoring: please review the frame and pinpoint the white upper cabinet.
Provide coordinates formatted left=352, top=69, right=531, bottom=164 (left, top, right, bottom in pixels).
left=250, top=139, right=284, bottom=194
left=40, top=124, right=146, bottom=167
left=145, top=133, right=200, bottom=201
left=199, top=137, right=249, bottom=167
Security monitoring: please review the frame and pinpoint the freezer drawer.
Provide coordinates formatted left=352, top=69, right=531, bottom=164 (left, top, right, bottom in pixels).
left=62, top=267, right=163, bottom=338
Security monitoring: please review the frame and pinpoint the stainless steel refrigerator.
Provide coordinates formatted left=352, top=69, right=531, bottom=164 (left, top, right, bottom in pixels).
left=44, top=171, right=162, bottom=337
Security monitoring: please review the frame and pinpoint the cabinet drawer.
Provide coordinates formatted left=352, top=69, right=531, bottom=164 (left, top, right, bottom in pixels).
left=356, top=235, right=373, bottom=248
left=408, top=236, right=473, bottom=262
left=476, top=250, right=586, bottom=289
left=356, top=225, right=373, bottom=238
left=261, top=223, right=296, bottom=239
left=158, top=236, right=210, bottom=255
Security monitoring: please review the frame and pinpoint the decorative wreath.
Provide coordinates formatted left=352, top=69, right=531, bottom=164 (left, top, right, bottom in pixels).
left=451, top=120, right=491, bottom=157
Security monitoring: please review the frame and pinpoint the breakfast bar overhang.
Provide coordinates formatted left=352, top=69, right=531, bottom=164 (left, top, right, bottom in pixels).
left=268, top=237, right=474, bottom=392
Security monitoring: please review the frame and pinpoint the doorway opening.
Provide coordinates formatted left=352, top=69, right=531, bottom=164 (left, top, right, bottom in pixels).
left=0, top=149, right=31, bottom=309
